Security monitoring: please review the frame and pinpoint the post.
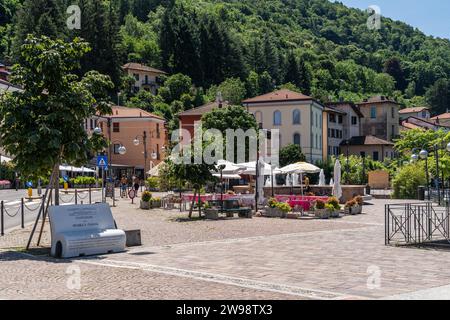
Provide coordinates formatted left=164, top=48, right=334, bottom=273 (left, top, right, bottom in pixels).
left=255, top=154, right=259, bottom=213
left=346, top=141, right=350, bottom=185
left=1, top=200, right=4, bottom=236
left=89, top=186, right=92, bottom=204
left=75, top=189, right=78, bottom=205
left=362, top=154, right=366, bottom=185
left=143, top=131, right=148, bottom=181
left=425, top=157, right=430, bottom=201
left=271, top=166, right=274, bottom=198
left=21, top=198, right=24, bottom=229
left=435, top=145, right=440, bottom=204
left=54, top=163, right=60, bottom=206
left=220, top=169, right=224, bottom=214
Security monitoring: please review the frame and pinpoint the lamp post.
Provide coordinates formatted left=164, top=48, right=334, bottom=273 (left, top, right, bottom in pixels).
left=345, top=140, right=350, bottom=185
left=133, top=131, right=148, bottom=180
left=411, top=147, right=430, bottom=201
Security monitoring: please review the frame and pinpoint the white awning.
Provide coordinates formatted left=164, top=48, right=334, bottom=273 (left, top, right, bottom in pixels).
left=213, top=173, right=242, bottom=180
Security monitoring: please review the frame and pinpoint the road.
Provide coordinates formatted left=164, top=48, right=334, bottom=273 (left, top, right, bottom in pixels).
left=0, top=188, right=104, bottom=234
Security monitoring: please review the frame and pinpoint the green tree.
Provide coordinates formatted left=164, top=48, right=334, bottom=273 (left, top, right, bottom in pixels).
left=279, top=144, right=306, bottom=167
left=158, top=73, right=192, bottom=103
left=392, top=163, right=427, bottom=199
left=426, top=79, right=450, bottom=116
left=384, top=57, right=407, bottom=91
left=213, top=78, right=246, bottom=105
left=0, top=36, right=113, bottom=196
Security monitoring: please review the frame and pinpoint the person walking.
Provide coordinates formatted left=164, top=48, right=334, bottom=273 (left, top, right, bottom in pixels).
left=134, top=177, right=140, bottom=197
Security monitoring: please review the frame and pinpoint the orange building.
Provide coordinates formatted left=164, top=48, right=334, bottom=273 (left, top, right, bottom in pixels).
left=91, top=106, right=167, bottom=179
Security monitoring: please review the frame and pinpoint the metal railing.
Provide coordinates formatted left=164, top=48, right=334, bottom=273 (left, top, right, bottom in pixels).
left=1, top=187, right=101, bottom=236
left=385, top=202, right=450, bottom=246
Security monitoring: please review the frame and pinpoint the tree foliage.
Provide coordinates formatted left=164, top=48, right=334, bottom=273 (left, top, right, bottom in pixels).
left=0, top=36, right=114, bottom=177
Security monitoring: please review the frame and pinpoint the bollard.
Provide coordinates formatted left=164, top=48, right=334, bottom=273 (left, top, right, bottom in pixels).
left=28, top=187, right=32, bottom=198
left=21, top=198, right=24, bottom=229
left=1, top=201, right=4, bottom=236
left=89, top=187, right=92, bottom=204
left=75, top=189, right=78, bottom=205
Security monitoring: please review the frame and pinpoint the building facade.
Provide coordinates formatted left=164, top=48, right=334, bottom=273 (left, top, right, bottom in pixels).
left=122, top=63, right=167, bottom=95
left=357, top=96, right=401, bottom=141
left=242, top=89, right=324, bottom=163
left=341, top=136, right=394, bottom=162
left=323, top=107, right=346, bottom=158
left=399, top=107, right=430, bottom=121
left=92, top=106, right=167, bottom=179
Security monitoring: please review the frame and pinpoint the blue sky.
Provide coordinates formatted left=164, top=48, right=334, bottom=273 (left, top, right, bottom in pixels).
left=333, top=0, right=450, bottom=39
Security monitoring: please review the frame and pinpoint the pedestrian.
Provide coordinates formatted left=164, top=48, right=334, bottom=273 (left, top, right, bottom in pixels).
left=134, top=177, right=140, bottom=196
left=120, top=175, right=128, bottom=198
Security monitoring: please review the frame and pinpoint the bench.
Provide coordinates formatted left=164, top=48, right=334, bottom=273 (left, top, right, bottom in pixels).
left=49, top=203, right=126, bottom=259
left=209, top=199, right=252, bottom=219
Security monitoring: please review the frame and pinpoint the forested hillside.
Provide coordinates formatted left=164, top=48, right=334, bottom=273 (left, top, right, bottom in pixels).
left=1, top=0, right=450, bottom=120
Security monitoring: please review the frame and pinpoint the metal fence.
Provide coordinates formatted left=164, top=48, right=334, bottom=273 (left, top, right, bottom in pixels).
left=385, top=202, right=450, bottom=246
left=1, top=188, right=101, bottom=236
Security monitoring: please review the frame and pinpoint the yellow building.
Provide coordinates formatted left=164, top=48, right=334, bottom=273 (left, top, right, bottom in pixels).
left=242, top=89, right=324, bottom=163
left=122, top=63, right=167, bottom=95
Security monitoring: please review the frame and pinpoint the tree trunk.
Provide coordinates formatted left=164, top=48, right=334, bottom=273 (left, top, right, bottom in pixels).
left=54, top=160, right=60, bottom=206
left=189, top=189, right=197, bottom=219
left=198, top=189, right=202, bottom=218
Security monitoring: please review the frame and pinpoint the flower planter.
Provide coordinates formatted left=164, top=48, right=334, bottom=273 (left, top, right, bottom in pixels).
left=345, top=205, right=361, bottom=215
left=353, top=205, right=362, bottom=215
left=315, top=209, right=331, bottom=219
left=286, top=213, right=300, bottom=219
left=140, top=200, right=150, bottom=210
left=150, top=200, right=162, bottom=209
left=330, top=210, right=340, bottom=218
left=204, top=208, right=219, bottom=220
left=265, top=207, right=285, bottom=218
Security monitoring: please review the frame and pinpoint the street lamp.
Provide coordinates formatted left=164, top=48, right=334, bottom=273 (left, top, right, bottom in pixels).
left=345, top=140, right=350, bottom=185
left=93, top=126, right=102, bottom=135
left=133, top=131, right=148, bottom=180
left=411, top=147, right=430, bottom=201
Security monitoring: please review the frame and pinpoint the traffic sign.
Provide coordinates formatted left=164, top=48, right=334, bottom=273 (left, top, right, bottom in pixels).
left=26, top=181, right=33, bottom=188
left=97, top=155, right=108, bottom=168
left=63, top=176, right=69, bottom=182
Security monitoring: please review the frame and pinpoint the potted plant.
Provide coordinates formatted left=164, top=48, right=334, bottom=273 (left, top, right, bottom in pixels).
left=150, top=197, right=162, bottom=209
left=265, top=198, right=284, bottom=218
left=344, top=199, right=358, bottom=215
left=327, top=197, right=341, bottom=218
left=203, top=201, right=219, bottom=220
left=354, top=196, right=364, bottom=214
left=315, top=200, right=330, bottom=219
left=275, top=202, right=292, bottom=218
left=140, top=191, right=152, bottom=210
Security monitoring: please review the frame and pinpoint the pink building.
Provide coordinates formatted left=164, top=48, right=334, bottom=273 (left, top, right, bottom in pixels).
left=90, top=106, right=167, bottom=179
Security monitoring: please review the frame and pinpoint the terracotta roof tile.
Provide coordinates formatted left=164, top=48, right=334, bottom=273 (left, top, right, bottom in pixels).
left=399, top=106, right=429, bottom=114
left=431, top=113, right=450, bottom=120
left=122, top=63, right=167, bottom=75
left=341, top=135, right=394, bottom=146
left=242, top=89, right=313, bottom=104
left=103, top=106, right=165, bottom=121
left=178, top=101, right=230, bottom=116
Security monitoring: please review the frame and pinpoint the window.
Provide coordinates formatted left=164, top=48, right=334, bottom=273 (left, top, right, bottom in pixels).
left=144, top=75, right=149, bottom=84
left=422, top=111, right=428, bottom=119
left=273, top=111, right=282, bottom=126
left=294, top=133, right=301, bottom=146
left=392, top=125, right=395, bottom=137
left=391, top=106, right=395, bottom=118
left=293, top=110, right=301, bottom=125
left=133, top=73, right=140, bottom=81
left=329, top=114, right=336, bottom=123
left=113, top=122, right=120, bottom=133
left=371, top=106, right=377, bottom=119
left=351, top=116, right=358, bottom=125
left=338, top=115, right=343, bottom=124
left=331, top=129, right=335, bottom=138
left=156, top=124, right=161, bottom=139
left=328, top=128, right=331, bottom=138
left=373, top=151, right=379, bottom=161
left=360, top=152, right=366, bottom=158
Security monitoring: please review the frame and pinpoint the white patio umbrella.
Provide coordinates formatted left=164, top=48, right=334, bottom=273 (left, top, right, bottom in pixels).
left=280, top=162, right=321, bottom=195
left=332, top=160, right=343, bottom=200
left=238, top=161, right=281, bottom=176
left=319, top=169, right=326, bottom=186
left=148, top=162, right=167, bottom=177
left=216, top=160, right=246, bottom=174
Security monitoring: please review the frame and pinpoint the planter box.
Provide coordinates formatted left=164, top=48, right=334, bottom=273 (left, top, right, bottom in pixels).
left=345, top=205, right=361, bottom=215
left=150, top=200, right=162, bottom=209
left=286, top=213, right=300, bottom=219
left=204, top=208, right=219, bottom=220
left=315, top=209, right=331, bottom=219
left=140, top=200, right=150, bottom=210
left=265, top=207, right=285, bottom=218
left=330, top=210, right=340, bottom=218
left=353, top=205, right=362, bottom=215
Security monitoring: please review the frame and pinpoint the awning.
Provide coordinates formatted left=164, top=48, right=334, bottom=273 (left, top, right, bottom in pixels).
left=212, top=173, right=242, bottom=180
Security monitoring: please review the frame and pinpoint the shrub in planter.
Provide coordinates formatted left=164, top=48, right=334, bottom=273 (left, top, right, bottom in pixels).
left=265, top=199, right=290, bottom=218
left=315, top=200, right=330, bottom=219
left=345, top=199, right=358, bottom=215
left=140, top=191, right=152, bottom=210
left=150, top=197, right=162, bottom=208
left=203, top=202, right=219, bottom=220
left=276, top=202, right=292, bottom=218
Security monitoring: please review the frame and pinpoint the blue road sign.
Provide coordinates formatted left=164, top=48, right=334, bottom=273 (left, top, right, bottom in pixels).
left=26, top=181, right=33, bottom=188
left=97, top=155, right=108, bottom=168
left=63, top=176, right=69, bottom=182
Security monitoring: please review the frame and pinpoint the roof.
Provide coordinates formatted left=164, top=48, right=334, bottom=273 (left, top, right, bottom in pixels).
left=178, top=101, right=230, bottom=117
left=242, top=89, right=314, bottom=104
left=325, top=101, right=364, bottom=118
left=122, top=63, right=167, bottom=75
left=399, top=106, right=430, bottom=114
left=340, top=135, right=394, bottom=146
left=101, top=106, right=165, bottom=121
left=402, top=122, right=423, bottom=130
left=357, top=96, right=402, bottom=106
left=431, top=113, right=450, bottom=120
left=323, top=106, right=346, bottom=115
